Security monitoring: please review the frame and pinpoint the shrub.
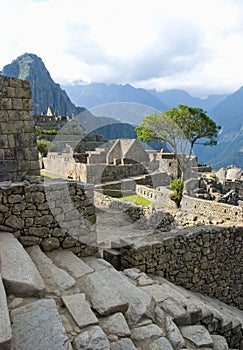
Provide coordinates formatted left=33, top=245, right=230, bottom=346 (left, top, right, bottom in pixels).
left=169, top=179, right=184, bottom=208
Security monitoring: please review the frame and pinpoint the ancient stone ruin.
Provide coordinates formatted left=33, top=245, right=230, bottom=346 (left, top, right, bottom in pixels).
left=0, top=76, right=40, bottom=181
left=0, top=75, right=242, bottom=350
left=0, top=75, right=97, bottom=256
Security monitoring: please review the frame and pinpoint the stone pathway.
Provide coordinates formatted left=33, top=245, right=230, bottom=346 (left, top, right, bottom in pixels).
left=96, top=207, right=154, bottom=251
left=0, top=230, right=242, bottom=349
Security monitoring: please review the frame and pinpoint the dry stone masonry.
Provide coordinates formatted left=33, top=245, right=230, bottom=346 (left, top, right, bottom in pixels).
left=0, top=75, right=97, bottom=256
left=0, top=75, right=243, bottom=349
left=0, top=179, right=97, bottom=256
left=107, top=225, right=243, bottom=310
left=0, top=75, right=39, bottom=181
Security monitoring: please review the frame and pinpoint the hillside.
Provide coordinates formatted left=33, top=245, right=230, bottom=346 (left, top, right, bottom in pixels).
left=196, top=87, right=243, bottom=169
left=1, top=53, right=81, bottom=116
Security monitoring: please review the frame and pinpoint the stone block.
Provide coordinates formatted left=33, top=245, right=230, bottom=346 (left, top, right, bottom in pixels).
left=1, top=98, right=12, bottom=109
left=73, top=326, right=110, bottom=350
left=26, top=245, right=76, bottom=293
left=0, top=274, right=12, bottom=350
left=103, top=248, right=121, bottom=270
left=40, top=237, right=60, bottom=252
left=180, top=325, right=213, bottom=348
left=148, top=337, right=174, bottom=350
left=99, top=312, right=131, bottom=337
left=62, top=293, right=98, bottom=328
left=12, top=98, right=23, bottom=110
left=9, top=77, right=23, bottom=88
left=47, top=249, right=94, bottom=279
left=110, top=338, right=137, bottom=350
left=77, top=271, right=128, bottom=316
left=11, top=298, right=73, bottom=350
left=0, top=232, right=45, bottom=297
left=165, top=317, right=185, bottom=350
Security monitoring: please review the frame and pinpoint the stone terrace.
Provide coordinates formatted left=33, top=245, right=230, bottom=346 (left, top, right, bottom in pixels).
left=0, top=234, right=243, bottom=349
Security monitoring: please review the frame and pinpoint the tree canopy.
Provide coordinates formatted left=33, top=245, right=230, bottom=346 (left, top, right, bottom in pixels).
left=136, top=104, right=220, bottom=158
left=135, top=104, right=221, bottom=206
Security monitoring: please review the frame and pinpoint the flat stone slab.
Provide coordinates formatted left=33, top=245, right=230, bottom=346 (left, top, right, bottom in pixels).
left=82, top=256, right=113, bottom=271
left=99, top=312, right=131, bottom=337
left=110, top=338, right=137, bottom=350
left=211, top=335, right=229, bottom=350
left=47, top=249, right=94, bottom=279
left=11, top=298, right=73, bottom=350
left=97, top=266, right=155, bottom=325
left=131, top=324, right=164, bottom=343
left=26, top=245, right=76, bottom=294
left=0, top=232, right=45, bottom=297
left=180, top=325, right=213, bottom=348
left=77, top=271, right=128, bottom=316
left=165, top=317, right=185, bottom=350
left=148, top=337, right=174, bottom=350
left=62, top=293, right=98, bottom=328
left=0, top=275, right=11, bottom=350
left=73, top=326, right=110, bottom=350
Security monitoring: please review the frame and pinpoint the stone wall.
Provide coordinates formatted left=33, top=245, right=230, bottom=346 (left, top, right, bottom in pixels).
left=117, top=225, right=243, bottom=309
left=180, top=194, right=243, bottom=222
left=0, top=179, right=97, bottom=257
left=136, top=185, right=243, bottom=222
left=136, top=184, right=174, bottom=208
left=94, top=191, right=175, bottom=231
left=44, top=153, right=147, bottom=183
left=0, top=75, right=40, bottom=181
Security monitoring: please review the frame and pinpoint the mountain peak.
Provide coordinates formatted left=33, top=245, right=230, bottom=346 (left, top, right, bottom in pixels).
left=1, top=53, right=80, bottom=116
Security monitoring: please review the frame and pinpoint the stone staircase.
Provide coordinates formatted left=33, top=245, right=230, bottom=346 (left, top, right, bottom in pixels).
left=0, top=231, right=242, bottom=349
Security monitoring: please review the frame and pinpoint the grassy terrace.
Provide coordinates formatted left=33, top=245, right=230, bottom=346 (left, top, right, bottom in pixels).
left=121, top=194, right=153, bottom=206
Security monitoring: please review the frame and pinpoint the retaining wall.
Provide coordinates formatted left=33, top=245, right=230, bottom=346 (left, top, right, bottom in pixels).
left=136, top=185, right=243, bottom=222
left=0, top=180, right=97, bottom=257
left=118, top=225, right=243, bottom=309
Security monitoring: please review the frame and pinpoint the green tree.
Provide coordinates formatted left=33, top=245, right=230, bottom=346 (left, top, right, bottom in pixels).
left=135, top=104, right=220, bottom=207
left=37, top=139, right=52, bottom=157
left=169, top=179, right=184, bottom=209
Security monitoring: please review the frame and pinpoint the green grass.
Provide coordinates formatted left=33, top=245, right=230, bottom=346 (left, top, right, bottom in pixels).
left=121, top=194, right=152, bottom=206
left=40, top=170, right=59, bottom=179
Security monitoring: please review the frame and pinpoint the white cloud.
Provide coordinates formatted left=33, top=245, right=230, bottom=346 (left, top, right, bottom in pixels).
left=1, top=0, right=243, bottom=96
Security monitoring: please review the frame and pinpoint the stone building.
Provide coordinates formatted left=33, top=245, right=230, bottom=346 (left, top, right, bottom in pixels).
left=44, top=138, right=151, bottom=183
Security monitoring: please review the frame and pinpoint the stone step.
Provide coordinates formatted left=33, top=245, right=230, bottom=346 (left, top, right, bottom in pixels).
left=149, top=275, right=216, bottom=324
left=72, top=325, right=110, bottom=350
left=26, top=245, right=77, bottom=295
left=194, top=292, right=243, bottom=333
left=76, top=270, right=129, bottom=316
left=150, top=275, right=243, bottom=348
left=46, top=249, right=94, bottom=279
left=141, top=283, right=202, bottom=326
left=61, top=293, right=98, bottom=328
left=84, top=258, right=156, bottom=325
left=0, top=232, right=45, bottom=298
left=11, top=298, right=73, bottom=350
left=0, top=274, right=12, bottom=350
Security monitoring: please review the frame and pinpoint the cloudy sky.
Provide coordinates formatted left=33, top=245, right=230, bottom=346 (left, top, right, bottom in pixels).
left=1, top=0, right=243, bottom=97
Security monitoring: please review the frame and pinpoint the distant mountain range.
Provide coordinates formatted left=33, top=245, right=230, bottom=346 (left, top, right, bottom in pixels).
left=150, top=89, right=229, bottom=111
left=1, top=53, right=242, bottom=169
